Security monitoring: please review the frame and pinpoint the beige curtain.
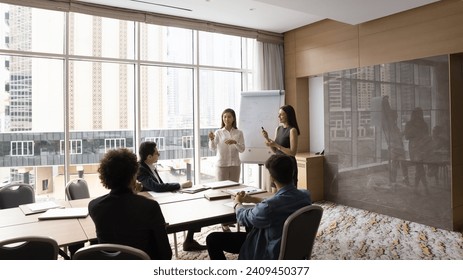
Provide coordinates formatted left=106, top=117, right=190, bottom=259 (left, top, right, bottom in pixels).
left=253, top=41, right=284, bottom=192
left=254, top=41, right=285, bottom=90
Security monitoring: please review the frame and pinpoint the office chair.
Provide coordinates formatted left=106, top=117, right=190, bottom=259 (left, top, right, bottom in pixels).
left=64, top=178, right=91, bottom=259
left=65, top=178, right=90, bottom=200
left=0, top=183, right=35, bottom=209
left=0, top=236, right=59, bottom=260
left=278, top=204, right=323, bottom=260
left=72, top=243, right=151, bottom=260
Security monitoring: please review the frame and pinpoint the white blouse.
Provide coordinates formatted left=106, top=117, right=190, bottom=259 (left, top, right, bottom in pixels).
left=209, top=127, right=245, bottom=167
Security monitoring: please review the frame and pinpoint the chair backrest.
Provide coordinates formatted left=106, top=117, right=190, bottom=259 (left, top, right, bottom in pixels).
left=0, top=236, right=59, bottom=260
left=72, top=243, right=151, bottom=260
left=0, top=183, right=35, bottom=209
left=278, top=204, right=323, bottom=260
left=65, top=178, right=90, bottom=200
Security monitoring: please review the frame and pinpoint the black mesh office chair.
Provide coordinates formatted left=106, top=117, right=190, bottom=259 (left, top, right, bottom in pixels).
left=72, top=243, right=150, bottom=260
left=65, top=178, right=90, bottom=200
left=278, top=204, right=323, bottom=260
left=0, top=183, right=35, bottom=209
left=0, top=236, right=59, bottom=260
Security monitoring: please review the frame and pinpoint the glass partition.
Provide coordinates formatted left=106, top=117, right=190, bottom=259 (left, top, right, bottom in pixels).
left=324, top=55, right=451, bottom=229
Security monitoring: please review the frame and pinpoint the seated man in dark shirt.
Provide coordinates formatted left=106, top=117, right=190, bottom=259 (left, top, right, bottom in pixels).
left=137, top=141, right=206, bottom=251
left=88, top=148, right=172, bottom=259
left=206, top=154, right=312, bottom=259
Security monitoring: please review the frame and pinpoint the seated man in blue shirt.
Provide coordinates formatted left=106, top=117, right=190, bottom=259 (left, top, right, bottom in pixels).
left=206, top=154, right=312, bottom=259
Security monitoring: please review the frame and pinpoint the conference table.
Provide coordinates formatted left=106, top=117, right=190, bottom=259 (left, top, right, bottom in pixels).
left=0, top=184, right=270, bottom=259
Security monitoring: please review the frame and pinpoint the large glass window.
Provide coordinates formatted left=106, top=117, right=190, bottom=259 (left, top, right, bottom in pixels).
left=70, top=13, right=135, bottom=59
left=140, top=65, right=194, bottom=182
left=0, top=3, right=258, bottom=201
left=199, top=32, right=242, bottom=68
left=140, top=25, right=193, bottom=64
left=0, top=55, right=64, bottom=196
left=1, top=4, right=64, bottom=54
left=198, top=69, right=242, bottom=183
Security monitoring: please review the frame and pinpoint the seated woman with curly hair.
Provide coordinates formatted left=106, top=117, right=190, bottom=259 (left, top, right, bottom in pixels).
left=88, top=148, right=172, bottom=259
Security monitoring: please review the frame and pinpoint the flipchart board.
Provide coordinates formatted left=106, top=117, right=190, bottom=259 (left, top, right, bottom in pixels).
left=238, top=90, right=285, bottom=164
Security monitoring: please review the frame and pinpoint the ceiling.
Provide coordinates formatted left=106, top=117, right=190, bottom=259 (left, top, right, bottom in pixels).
left=78, top=0, right=440, bottom=33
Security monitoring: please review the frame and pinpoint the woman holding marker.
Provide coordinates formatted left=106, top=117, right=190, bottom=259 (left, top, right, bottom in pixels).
left=262, top=104, right=300, bottom=190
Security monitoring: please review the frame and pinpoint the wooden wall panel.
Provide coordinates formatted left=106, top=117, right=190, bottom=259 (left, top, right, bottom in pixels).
left=286, top=1, right=463, bottom=78
left=359, top=0, right=463, bottom=36
left=360, top=13, right=463, bottom=67
left=295, top=78, right=309, bottom=152
left=294, top=20, right=357, bottom=52
left=295, top=39, right=359, bottom=77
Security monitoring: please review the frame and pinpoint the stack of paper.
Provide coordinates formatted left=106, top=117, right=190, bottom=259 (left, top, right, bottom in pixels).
left=38, top=207, right=89, bottom=220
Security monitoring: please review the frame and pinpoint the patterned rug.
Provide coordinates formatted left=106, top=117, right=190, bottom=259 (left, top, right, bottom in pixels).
left=172, top=201, right=463, bottom=260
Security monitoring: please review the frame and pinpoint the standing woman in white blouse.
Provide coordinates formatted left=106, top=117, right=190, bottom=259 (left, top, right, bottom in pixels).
left=208, top=108, right=245, bottom=183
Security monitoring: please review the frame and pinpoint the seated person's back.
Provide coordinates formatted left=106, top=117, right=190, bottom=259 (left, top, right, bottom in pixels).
left=88, top=148, right=172, bottom=260
left=238, top=185, right=311, bottom=259
left=206, top=154, right=312, bottom=260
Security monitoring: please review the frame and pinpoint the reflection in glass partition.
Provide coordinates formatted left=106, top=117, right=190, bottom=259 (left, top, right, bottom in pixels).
left=323, top=55, right=451, bottom=229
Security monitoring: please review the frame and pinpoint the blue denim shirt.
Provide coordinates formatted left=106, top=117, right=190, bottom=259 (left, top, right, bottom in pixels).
left=236, top=184, right=312, bottom=259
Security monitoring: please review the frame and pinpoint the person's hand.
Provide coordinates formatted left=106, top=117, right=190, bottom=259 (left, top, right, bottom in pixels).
left=181, top=180, right=192, bottom=189
left=224, top=139, right=236, bottom=145
left=208, top=131, right=215, bottom=141
left=234, top=191, right=246, bottom=203
left=265, top=138, right=276, bottom=148
left=261, top=128, right=269, bottom=140
left=133, top=180, right=143, bottom=193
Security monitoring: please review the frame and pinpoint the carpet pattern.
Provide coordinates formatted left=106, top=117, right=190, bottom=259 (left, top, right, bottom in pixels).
left=172, top=201, right=463, bottom=260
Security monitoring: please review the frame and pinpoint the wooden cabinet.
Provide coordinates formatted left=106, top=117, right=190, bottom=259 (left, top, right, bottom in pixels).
left=296, top=153, right=324, bottom=202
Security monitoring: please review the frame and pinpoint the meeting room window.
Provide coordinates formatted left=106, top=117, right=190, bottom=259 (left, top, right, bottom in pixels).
left=145, top=137, right=165, bottom=151
left=10, top=141, right=34, bottom=156
left=60, top=140, right=83, bottom=155
left=104, top=138, right=126, bottom=152
left=0, top=3, right=258, bottom=198
left=182, top=136, right=194, bottom=149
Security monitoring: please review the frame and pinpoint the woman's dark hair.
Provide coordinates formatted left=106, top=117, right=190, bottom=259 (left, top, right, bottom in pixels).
left=138, top=141, right=157, bottom=162
left=98, top=148, right=138, bottom=190
left=280, top=105, right=300, bottom=135
left=220, top=108, right=237, bottom=129
left=265, top=154, right=294, bottom=185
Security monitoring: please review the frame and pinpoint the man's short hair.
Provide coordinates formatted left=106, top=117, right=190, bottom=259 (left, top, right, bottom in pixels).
left=264, top=154, right=294, bottom=185
left=138, top=141, right=157, bottom=161
left=98, top=148, right=138, bottom=190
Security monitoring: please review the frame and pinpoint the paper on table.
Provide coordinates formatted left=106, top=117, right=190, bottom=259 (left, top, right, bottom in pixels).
left=26, top=201, right=63, bottom=212
left=38, top=207, right=88, bottom=220
left=224, top=201, right=256, bottom=208
left=202, top=180, right=240, bottom=189
left=178, top=187, right=208, bottom=194
left=148, top=191, right=175, bottom=198
left=224, top=186, right=266, bottom=196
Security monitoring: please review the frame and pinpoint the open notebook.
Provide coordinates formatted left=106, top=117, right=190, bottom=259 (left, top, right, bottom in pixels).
left=38, top=207, right=89, bottom=220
